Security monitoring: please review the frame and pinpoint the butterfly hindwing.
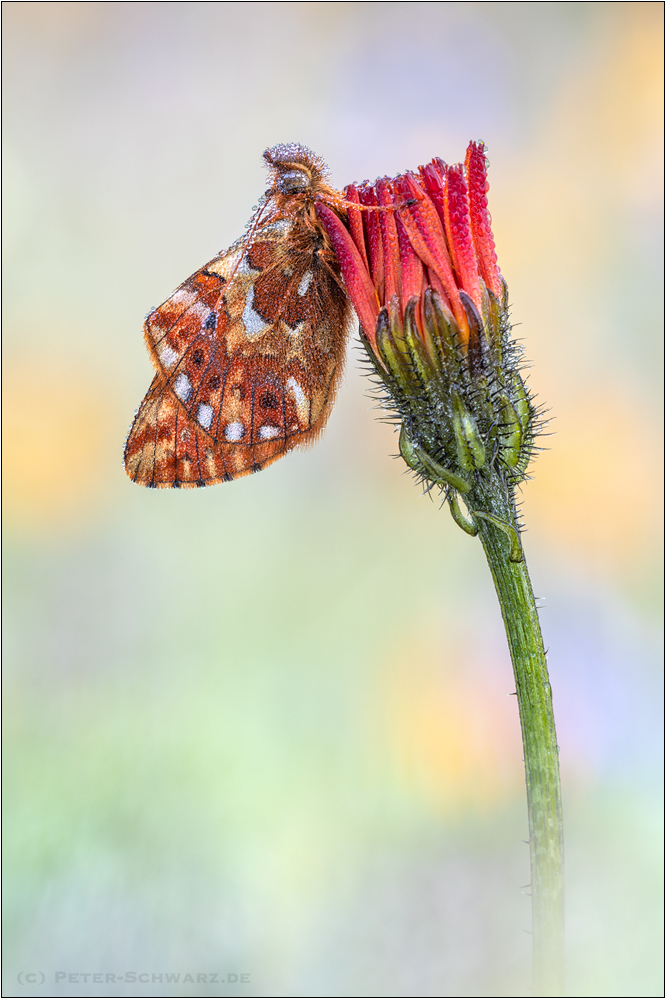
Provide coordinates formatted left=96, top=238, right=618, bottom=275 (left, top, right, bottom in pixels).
left=124, top=371, right=308, bottom=488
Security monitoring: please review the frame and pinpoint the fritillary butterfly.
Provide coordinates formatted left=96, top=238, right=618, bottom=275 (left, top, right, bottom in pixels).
left=125, top=144, right=353, bottom=487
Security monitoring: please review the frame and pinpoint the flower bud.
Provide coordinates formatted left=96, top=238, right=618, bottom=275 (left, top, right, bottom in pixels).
left=316, top=142, right=540, bottom=527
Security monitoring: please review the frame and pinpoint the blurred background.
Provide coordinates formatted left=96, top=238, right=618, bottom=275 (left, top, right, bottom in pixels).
left=3, top=3, right=663, bottom=996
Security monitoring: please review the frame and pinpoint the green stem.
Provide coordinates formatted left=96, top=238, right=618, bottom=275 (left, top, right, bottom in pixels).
left=471, top=485, right=564, bottom=995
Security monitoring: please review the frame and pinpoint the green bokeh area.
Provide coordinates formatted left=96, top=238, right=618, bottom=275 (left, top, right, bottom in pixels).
left=5, top=431, right=662, bottom=998
left=5, top=464, right=539, bottom=997
left=3, top=3, right=663, bottom=997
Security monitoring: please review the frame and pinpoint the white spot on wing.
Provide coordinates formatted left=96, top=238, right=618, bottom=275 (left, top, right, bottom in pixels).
left=261, top=219, right=292, bottom=237
left=237, top=253, right=257, bottom=277
left=243, top=287, right=271, bottom=338
left=159, top=344, right=178, bottom=367
left=197, top=403, right=214, bottom=431
left=258, top=425, right=280, bottom=440
left=174, top=372, right=192, bottom=403
left=224, top=422, right=245, bottom=442
left=202, top=309, right=217, bottom=335
left=208, top=249, right=241, bottom=280
left=297, top=271, right=313, bottom=296
left=286, top=376, right=310, bottom=425
left=190, top=302, right=213, bottom=323
left=169, top=288, right=197, bottom=310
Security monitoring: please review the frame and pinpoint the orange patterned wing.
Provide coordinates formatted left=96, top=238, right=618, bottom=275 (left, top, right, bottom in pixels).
left=124, top=372, right=300, bottom=487
left=125, top=209, right=352, bottom=487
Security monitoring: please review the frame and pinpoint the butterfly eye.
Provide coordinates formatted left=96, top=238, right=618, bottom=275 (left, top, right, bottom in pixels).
left=278, top=170, right=310, bottom=193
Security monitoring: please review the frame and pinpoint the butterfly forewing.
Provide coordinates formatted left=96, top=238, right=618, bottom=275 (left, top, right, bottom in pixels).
left=125, top=145, right=352, bottom=487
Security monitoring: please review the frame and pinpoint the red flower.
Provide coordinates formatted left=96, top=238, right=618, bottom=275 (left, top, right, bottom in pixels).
left=316, top=142, right=536, bottom=502
left=316, top=141, right=502, bottom=349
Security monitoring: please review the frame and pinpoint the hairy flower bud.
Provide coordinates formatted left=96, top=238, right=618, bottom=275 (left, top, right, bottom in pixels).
left=317, top=142, right=540, bottom=544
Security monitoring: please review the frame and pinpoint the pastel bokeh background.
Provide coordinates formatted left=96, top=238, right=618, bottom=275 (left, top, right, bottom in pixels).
left=3, top=3, right=662, bottom=996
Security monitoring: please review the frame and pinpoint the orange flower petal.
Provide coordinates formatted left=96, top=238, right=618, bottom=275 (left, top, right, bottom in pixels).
left=315, top=202, right=380, bottom=341
left=396, top=211, right=426, bottom=308
left=394, top=174, right=468, bottom=336
left=376, top=178, right=402, bottom=309
left=465, top=141, right=502, bottom=299
left=343, top=184, right=370, bottom=272
left=443, top=164, right=482, bottom=311
left=359, top=184, right=385, bottom=302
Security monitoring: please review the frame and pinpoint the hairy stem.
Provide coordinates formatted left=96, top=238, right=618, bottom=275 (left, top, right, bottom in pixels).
left=471, top=485, right=564, bottom=995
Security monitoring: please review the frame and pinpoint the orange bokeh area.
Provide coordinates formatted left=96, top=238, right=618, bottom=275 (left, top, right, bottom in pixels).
left=525, top=392, right=663, bottom=579
left=380, top=638, right=524, bottom=816
left=3, top=356, right=119, bottom=531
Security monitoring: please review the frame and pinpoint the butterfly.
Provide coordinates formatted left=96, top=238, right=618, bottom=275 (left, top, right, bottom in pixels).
left=124, top=144, right=354, bottom=487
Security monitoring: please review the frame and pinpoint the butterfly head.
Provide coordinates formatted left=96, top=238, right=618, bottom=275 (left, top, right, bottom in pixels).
left=263, top=143, right=330, bottom=196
